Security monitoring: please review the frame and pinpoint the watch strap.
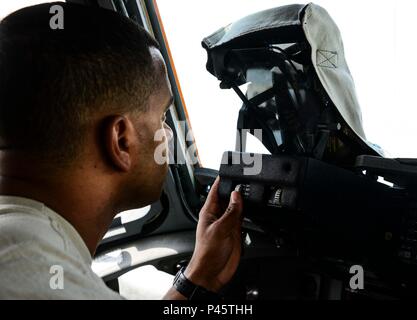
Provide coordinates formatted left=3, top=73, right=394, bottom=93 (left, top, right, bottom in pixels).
left=173, top=267, right=220, bottom=301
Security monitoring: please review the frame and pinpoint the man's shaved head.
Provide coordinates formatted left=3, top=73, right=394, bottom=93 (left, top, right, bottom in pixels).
left=0, top=2, right=161, bottom=164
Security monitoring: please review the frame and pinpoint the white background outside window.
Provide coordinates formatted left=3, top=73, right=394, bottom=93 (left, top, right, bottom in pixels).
left=157, top=0, right=417, bottom=169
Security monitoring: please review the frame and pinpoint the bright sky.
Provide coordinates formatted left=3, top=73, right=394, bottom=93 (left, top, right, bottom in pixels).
left=1, top=1, right=416, bottom=170
left=157, top=0, right=417, bottom=169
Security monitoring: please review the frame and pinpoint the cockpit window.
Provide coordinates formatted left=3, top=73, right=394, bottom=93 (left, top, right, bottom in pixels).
left=156, top=0, right=417, bottom=168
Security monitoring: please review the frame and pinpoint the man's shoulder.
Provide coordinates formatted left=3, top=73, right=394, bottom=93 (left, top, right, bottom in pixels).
left=0, top=196, right=88, bottom=263
left=0, top=198, right=123, bottom=300
left=0, top=239, right=122, bottom=299
left=0, top=207, right=62, bottom=245
left=0, top=202, right=76, bottom=265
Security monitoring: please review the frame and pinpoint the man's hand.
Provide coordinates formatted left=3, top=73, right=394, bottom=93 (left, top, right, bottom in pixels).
left=184, top=177, right=243, bottom=292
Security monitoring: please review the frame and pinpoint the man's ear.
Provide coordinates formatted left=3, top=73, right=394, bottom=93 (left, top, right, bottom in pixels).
left=102, top=115, right=136, bottom=172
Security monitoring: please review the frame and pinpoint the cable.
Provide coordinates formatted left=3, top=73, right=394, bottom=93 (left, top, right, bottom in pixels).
left=270, top=45, right=299, bottom=75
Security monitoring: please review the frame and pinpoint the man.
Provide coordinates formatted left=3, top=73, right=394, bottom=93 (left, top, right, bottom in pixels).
left=0, top=2, right=243, bottom=299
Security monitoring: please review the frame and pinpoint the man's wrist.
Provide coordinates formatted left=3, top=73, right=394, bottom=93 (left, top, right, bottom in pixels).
left=183, top=263, right=222, bottom=293
left=163, top=286, right=187, bottom=300
left=174, top=267, right=221, bottom=301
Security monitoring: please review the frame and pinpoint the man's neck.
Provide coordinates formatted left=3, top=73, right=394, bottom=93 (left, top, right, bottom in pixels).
left=0, top=154, right=118, bottom=256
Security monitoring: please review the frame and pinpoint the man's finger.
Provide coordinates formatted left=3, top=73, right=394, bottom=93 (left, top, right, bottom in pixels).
left=200, top=176, right=220, bottom=214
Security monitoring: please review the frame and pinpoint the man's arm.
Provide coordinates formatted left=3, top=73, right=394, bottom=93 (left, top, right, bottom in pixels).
left=163, top=286, right=187, bottom=300
left=163, top=177, right=243, bottom=299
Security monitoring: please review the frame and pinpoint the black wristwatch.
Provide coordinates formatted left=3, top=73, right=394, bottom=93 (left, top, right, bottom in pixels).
left=173, top=267, right=220, bottom=301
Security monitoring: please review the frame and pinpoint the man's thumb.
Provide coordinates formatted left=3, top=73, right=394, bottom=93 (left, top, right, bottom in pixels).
left=230, top=191, right=241, bottom=207
left=218, top=190, right=243, bottom=226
